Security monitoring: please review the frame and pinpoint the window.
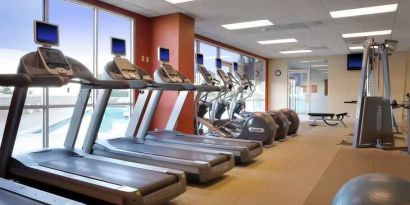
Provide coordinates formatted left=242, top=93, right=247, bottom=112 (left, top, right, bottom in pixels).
left=195, top=40, right=266, bottom=113
left=0, top=0, right=44, bottom=153
left=0, top=0, right=134, bottom=152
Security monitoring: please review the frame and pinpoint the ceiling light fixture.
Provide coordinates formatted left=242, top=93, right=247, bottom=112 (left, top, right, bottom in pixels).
left=257, top=38, right=297, bottom=45
left=222, top=20, right=273, bottom=30
left=311, top=64, right=328, bottom=68
left=280, top=50, right=312, bottom=54
left=342, top=30, right=392, bottom=38
left=349, top=46, right=364, bottom=50
left=164, top=0, right=194, bottom=4
left=330, top=4, right=398, bottom=18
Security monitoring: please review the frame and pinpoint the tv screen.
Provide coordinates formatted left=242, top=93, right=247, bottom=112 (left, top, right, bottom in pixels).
left=347, top=53, right=363, bottom=70
left=158, top=47, right=170, bottom=62
left=35, top=21, right=59, bottom=45
left=111, top=38, right=126, bottom=56
left=196, top=53, right=204, bottom=65
left=233, top=62, right=238, bottom=71
left=216, top=58, right=222, bottom=69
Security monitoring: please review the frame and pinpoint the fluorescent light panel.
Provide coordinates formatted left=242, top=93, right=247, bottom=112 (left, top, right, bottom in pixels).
left=257, top=38, right=297, bottom=45
left=330, top=4, right=398, bottom=18
left=349, top=46, right=364, bottom=50
left=222, top=20, right=273, bottom=30
left=311, top=64, right=328, bottom=68
left=280, top=50, right=312, bottom=54
left=342, top=30, right=392, bottom=38
left=164, top=0, right=194, bottom=4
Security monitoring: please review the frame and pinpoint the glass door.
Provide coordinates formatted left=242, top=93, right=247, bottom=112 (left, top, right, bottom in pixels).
left=288, top=70, right=310, bottom=114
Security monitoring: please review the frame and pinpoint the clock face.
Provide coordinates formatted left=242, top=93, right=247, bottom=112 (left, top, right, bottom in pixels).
left=275, top=70, right=282, bottom=76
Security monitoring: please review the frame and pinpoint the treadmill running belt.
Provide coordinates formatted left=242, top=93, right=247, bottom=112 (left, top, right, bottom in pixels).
left=0, top=189, right=44, bottom=205
left=39, top=156, right=177, bottom=195
left=153, top=132, right=260, bottom=150
left=107, top=138, right=229, bottom=166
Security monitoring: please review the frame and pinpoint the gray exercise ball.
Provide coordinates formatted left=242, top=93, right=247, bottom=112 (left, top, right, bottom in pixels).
left=332, top=174, right=410, bottom=205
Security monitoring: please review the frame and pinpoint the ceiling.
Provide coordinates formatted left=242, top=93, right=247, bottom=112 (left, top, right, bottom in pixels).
left=99, top=0, right=410, bottom=59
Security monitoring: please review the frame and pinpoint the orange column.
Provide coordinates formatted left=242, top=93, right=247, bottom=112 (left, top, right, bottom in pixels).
left=148, top=13, right=195, bottom=134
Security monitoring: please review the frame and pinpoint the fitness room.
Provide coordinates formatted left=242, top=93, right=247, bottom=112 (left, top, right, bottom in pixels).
left=0, top=0, right=409, bottom=204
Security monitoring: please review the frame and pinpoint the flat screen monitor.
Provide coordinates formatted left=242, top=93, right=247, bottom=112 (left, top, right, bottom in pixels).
left=196, top=53, right=204, bottom=65
left=158, top=47, right=170, bottom=62
left=112, top=38, right=126, bottom=56
left=216, top=58, right=222, bottom=70
left=347, top=53, right=363, bottom=70
left=35, top=21, right=59, bottom=46
left=233, top=62, right=238, bottom=71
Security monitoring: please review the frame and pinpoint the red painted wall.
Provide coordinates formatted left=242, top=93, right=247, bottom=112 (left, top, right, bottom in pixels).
left=148, top=13, right=195, bottom=133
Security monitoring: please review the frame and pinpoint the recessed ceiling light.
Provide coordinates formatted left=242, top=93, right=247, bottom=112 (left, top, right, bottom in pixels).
left=349, top=46, right=364, bottom=50
left=280, top=50, right=312, bottom=54
left=330, top=4, right=398, bottom=18
left=342, top=30, right=392, bottom=38
left=164, top=0, right=194, bottom=4
left=257, top=38, right=297, bottom=45
left=222, top=20, right=273, bottom=30
left=311, top=64, right=328, bottom=68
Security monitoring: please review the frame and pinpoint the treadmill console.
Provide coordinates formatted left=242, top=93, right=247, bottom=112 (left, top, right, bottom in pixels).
left=35, top=21, right=72, bottom=75
left=111, top=38, right=153, bottom=81
left=158, top=47, right=183, bottom=83
left=198, top=66, right=213, bottom=84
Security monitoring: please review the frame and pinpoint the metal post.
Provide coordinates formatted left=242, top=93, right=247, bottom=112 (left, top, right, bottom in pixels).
left=135, top=90, right=163, bottom=141
left=64, top=87, right=91, bottom=149
left=125, top=90, right=150, bottom=138
left=83, top=89, right=111, bottom=153
left=0, top=87, right=28, bottom=177
left=165, top=91, right=188, bottom=130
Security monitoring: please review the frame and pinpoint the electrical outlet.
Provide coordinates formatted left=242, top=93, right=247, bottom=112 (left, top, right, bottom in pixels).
left=146, top=57, right=150, bottom=63
left=141, top=56, right=145, bottom=62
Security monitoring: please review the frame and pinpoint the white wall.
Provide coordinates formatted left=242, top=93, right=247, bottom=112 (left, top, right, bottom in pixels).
left=268, top=52, right=410, bottom=124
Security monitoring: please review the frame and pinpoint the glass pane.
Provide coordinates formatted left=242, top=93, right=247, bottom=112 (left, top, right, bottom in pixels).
left=288, top=72, right=309, bottom=114
left=0, top=0, right=43, bottom=108
left=197, top=41, right=218, bottom=84
left=49, top=0, right=94, bottom=105
left=98, top=105, right=130, bottom=139
left=310, top=60, right=328, bottom=113
left=48, top=107, right=74, bottom=148
left=14, top=109, right=43, bottom=154
left=0, top=0, right=42, bottom=74
left=0, top=110, right=9, bottom=141
left=97, top=10, right=132, bottom=102
left=48, top=107, right=93, bottom=148
left=254, top=58, right=266, bottom=101
left=220, top=49, right=241, bottom=65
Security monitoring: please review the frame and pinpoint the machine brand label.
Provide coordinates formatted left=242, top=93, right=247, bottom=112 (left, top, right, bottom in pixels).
left=248, top=127, right=265, bottom=133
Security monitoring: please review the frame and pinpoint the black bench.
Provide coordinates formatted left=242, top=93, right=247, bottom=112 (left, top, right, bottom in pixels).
left=308, top=112, right=349, bottom=127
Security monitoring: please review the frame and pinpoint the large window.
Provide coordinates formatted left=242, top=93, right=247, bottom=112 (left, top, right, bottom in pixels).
left=195, top=40, right=267, bottom=112
left=0, top=0, right=134, bottom=152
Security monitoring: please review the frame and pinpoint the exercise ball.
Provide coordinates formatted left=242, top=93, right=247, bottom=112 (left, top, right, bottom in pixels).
left=242, top=112, right=278, bottom=146
left=279, top=109, right=300, bottom=135
left=332, top=174, right=410, bottom=205
left=268, top=110, right=289, bottom=140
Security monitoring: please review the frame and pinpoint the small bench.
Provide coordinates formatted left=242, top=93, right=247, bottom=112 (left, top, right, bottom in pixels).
left=308, top=112, right=349, bottom=127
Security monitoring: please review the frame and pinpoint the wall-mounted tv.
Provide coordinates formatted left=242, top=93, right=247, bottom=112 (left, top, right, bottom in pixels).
left=347, top=53, right=363, bottom=70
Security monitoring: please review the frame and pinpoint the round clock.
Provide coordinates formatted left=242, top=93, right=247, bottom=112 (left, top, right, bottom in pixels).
left=274, top=70, right=282, bottom=76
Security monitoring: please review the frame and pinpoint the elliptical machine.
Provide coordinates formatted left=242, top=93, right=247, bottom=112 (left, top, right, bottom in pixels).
left=195, top=56, right=278, bottom=146
left=232, top=70, right=291, bottom=140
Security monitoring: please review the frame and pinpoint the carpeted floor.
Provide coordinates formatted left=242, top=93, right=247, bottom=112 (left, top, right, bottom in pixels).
left=170, top=121, right=410, bottom=205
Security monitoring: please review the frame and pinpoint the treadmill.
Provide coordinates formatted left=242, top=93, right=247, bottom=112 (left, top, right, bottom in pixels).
left=0, top=21, right=186, bottom=205
left=82, top=38, right=234, bottom=183
left=133, top=48, right=263, bottom=163
left=0, top=74, right=82, bottom=205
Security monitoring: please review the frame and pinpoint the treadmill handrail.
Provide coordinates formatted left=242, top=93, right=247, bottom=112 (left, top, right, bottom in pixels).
left=146, top=83, right=185, bottom=91
left=69, top=79, right=130, bottom=89
left=0, top=74, right=31, bottom=87
left=194, top=84, right=221, bottom=92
